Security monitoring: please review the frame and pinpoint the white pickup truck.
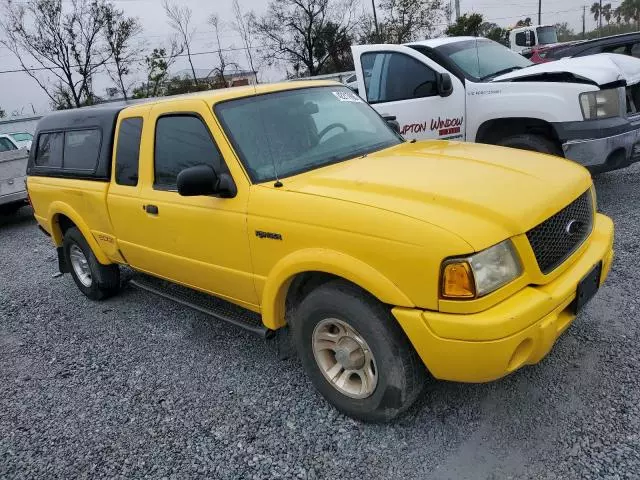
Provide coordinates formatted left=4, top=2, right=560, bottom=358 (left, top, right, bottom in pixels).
left=352, top=37, right=640, bottom=173
left=0, top=144, right=29, bottom=215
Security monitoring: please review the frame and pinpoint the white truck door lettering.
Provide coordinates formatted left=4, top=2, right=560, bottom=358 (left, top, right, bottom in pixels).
left=352, top=44, right=466, bottom=142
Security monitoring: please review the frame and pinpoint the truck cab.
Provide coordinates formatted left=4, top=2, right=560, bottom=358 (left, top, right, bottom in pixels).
left=352, top=37, right=640, bottom=173
left=509, top=24, right=559, bottom=54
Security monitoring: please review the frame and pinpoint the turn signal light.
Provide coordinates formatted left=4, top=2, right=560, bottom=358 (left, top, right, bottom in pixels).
left=441, top=261, right=475, bottom=299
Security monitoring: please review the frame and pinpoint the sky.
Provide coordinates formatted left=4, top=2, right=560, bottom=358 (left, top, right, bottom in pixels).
left=0, top=0, right=620, bottom=116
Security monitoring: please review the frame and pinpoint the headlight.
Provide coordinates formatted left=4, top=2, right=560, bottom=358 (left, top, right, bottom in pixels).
left=441, top=240, right=522, bottom=299
left=579, top=89, right=620, bottom=120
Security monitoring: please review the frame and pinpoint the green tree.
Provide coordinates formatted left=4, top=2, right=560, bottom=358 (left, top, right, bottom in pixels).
left=515, top=17, right=532, bottom=27
left=445, top=14, right=506, bottom=44
left=555, top=22, right=576, bottom=42
left=445, top=13, right=483, bottom=36
left=0, top=107, right=5, bottom=118
left=616, top=0, right=640, bottom=28
left=132, top=42, right=183, bottom=98
left=379, top=0, right=446, bottom=43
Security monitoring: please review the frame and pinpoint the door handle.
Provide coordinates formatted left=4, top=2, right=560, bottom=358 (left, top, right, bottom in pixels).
left=143, top=204, right=159, bottom=215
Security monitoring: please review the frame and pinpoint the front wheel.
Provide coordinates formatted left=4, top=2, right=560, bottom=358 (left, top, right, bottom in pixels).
left=63, top=227, right=120, bottom=301
left=290, top=280, right=426, bottom=422
left=497, top=134, right=563, bottom=157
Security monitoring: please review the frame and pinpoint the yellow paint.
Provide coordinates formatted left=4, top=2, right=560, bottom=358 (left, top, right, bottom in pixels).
left=28, top=80, right=615, bottom=382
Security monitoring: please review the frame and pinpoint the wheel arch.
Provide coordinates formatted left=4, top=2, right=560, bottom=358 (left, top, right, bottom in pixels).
left=260, top=249, right=414, bottom=330
left=475, top=117, right=562, bottom=148
left=48, top=202, right=111, bottom=265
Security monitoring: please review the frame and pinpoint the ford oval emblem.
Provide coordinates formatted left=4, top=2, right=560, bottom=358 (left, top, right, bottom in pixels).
left=565, top=219, right=583, bottom=236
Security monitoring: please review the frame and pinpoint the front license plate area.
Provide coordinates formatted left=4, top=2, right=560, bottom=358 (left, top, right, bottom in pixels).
left=573, top=262, right=602, bottom=314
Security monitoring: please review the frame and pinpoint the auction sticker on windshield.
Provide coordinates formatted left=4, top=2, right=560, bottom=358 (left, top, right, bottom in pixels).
left=332, top=91, right=362, bottom=102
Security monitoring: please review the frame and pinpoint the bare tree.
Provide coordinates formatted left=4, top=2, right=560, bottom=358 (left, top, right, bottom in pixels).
left=162, top=0, right=198, bottom=85
left=132, top=39, right=183, bottom=98
left=232, top=0, right=258, bottom=81
left=379, top=0, right=446, bottom=43
left=101, top=3, right=143, bottom=100
left=1, top=0, right=111, bottom=109
left=254, top=0, right=358, bottom=77
left=207, top=15, right=239, bottom=87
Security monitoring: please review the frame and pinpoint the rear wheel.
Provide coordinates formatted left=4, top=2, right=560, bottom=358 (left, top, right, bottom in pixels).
left=497, top=134, right=563, bottom=157
left=63, top=227, right=120, bottom=300
left=290, top=280, right=426, bottom=423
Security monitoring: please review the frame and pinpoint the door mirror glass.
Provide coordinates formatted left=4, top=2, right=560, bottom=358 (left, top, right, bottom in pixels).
left=437, top=73, right=454, bottom=97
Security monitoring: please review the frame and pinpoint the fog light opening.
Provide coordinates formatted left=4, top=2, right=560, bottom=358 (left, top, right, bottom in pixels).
left=507, top=338, right=534, bottom=372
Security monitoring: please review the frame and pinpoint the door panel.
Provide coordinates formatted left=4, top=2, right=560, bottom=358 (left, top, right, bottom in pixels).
left=110, top=99, right=258, bottom=308
left=352, top=44, right=466, bottom=141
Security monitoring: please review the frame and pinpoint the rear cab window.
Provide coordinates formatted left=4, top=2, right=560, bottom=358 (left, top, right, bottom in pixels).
left=35, top=129, right=101, bottom=171
left=115, top=118, right=143, bottom=186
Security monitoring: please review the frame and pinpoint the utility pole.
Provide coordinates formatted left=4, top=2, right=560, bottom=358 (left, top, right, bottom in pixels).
left=599, top=0, right=603, bottom=32
left=582, top=6, right=586, bottom=39
left=371, top=0, right=379, bottom=36
left=454, top=0, right=460, bottom=20
left=538, top=0, right=542, bottom=24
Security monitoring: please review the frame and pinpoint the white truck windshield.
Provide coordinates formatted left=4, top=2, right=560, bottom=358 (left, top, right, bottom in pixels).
left=536, top=26, right=558, bottom=45
left=436, top=39, right=532, bottom=81
left=215, top=86, right=402, bottom=183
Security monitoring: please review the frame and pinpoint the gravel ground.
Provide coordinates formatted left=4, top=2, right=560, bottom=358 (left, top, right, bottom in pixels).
left=1, top=165, right=640, bottom=479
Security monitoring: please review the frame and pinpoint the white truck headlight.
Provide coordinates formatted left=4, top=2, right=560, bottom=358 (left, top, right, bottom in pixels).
left=579, top=89, right=620, bottom=120
left=441, top=240, right=522, bottom=299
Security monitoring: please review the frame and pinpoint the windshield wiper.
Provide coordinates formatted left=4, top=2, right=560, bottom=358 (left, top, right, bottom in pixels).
left=482, top=66, right=524, bottom=81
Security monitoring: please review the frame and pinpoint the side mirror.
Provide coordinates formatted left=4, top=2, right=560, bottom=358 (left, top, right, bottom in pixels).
left=177, top=164, right=237, bottom=198
left=437, top=73, right=454, bottom=97
left=382, top=114, right=401, bottom=134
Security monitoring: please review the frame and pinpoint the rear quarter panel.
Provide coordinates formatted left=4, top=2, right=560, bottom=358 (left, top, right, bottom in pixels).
left=27, top=176, right=115, bottom=263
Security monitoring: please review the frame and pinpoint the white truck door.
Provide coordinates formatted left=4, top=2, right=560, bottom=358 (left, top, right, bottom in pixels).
left=352, top=44, right=466, bottom=141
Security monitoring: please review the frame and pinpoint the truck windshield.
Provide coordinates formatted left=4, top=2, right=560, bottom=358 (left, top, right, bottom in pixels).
left=435, top=39, right=532, bottom=82
left=536, top=26, right=558, bottom=45
left=215, top=86, right=402, bottom=183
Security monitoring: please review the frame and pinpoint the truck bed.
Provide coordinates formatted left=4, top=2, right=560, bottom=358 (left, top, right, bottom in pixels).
left=0, top=150, right=28, bottom=207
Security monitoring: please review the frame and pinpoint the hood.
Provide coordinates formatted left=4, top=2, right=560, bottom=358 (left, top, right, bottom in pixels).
left=283, top=141, right=592, bottom=251
left=493, top=53, right=640, bottom=86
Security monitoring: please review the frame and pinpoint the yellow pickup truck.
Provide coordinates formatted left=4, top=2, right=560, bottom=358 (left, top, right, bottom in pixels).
left=27, top=81, right=614, bottom=422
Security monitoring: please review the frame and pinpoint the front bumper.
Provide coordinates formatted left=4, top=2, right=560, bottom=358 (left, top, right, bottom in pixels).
left=555, top=117, right=640, bottom=172
left=393, top=213, right=614, bottom=383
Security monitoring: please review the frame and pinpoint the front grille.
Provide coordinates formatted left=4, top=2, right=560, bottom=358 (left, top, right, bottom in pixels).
left=526, top=190, right=593, bottom=274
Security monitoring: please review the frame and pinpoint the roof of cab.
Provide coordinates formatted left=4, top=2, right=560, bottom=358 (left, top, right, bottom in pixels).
left=120, top=79, right=341, bottom=113
left=406, top=36, right=481, bottom=48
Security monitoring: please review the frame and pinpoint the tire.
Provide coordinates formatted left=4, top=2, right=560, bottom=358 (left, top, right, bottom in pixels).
left=63, top=227, right=120, bottom=301
left=0, top=202, right=24, bottom=216
left=497, top=134, right=563, bottom=157
left=290, top=280, right=426, bottom=423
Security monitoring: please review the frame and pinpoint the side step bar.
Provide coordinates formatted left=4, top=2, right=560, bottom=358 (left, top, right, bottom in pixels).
left=129, top=274, right=271, bottom=338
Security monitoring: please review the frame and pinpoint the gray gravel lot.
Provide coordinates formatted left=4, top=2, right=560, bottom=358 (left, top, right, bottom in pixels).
left=1, top=165, right=640, bottom=479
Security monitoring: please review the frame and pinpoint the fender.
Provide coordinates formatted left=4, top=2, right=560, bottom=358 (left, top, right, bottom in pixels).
left=47, top=201, right=112, bottom=265
left=260, top=248, right=415, bottom=330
